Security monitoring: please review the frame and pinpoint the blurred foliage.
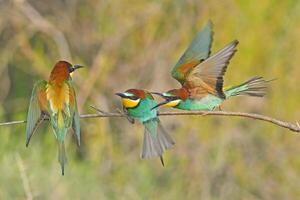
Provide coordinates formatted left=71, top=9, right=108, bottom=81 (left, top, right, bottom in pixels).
left=1, top=0, right=300, bottom=199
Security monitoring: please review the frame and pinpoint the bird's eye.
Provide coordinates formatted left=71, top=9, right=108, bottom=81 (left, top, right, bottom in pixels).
left=165, top=96, right=178, bottom=101
left=68, top=66, right=75, bottom=73
left=128, top=96, right=139, bottom=100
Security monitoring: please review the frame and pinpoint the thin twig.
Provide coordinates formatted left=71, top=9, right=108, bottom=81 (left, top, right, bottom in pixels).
left=1, top=110, right=299, bottom=133
left=0, top=120, right=27, bottom=126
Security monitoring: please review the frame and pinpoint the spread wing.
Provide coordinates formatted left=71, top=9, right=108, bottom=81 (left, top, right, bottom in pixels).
left=25, top=80, right=47, bottom=147
left=171, top=21, right=214, bottom=85
left=185, top=40, right=238, bottom=99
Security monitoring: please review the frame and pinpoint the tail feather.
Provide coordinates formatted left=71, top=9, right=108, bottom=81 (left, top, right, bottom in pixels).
left=58, top=142, right=67, bottom=176
left=156, top=122, right=175, bottom=152
left=141, top=119, right=175, bottom=163
left=225, top=77, right=269, bottom=98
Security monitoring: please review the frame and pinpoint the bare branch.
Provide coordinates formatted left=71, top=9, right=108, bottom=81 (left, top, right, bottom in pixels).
left=1, top=110, right=299, bottom=133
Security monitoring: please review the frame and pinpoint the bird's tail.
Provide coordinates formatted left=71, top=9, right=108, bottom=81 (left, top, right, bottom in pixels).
left=142, top=118, right=175, bottom=166
left=58, top=141, right=67, bottom=176
left=224, top=77, right=269, bottom=98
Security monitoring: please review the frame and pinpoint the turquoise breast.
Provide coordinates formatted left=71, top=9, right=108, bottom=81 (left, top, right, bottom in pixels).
left=177, top=95, right=224, bottom=111
left=127, top=99, right=157, bottom=122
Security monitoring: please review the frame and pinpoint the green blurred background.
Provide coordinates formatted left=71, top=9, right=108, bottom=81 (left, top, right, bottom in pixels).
left=1, top=0, right=300, bottom=199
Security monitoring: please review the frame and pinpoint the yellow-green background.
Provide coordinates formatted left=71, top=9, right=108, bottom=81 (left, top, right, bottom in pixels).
left=1, top=0, right=300, bottom=199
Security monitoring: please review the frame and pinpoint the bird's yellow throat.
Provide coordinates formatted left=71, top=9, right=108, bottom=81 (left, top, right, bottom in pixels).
left=164, top=99, right=181, bottom=107
left=122, top=98, right=141, bottom=108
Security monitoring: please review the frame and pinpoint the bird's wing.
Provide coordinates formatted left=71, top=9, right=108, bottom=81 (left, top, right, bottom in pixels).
left=67, top=81, right=81, bottom=146
left=185, top=40, right=238, bottom=99
left=171, top=21, right=214, bottom=85
left=72, top=104, right=81, bottom=146
left=25, top=80, right=47, bottom=147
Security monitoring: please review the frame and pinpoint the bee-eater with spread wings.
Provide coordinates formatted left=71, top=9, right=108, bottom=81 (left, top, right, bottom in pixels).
left=152, top=21, right=268, bottom=111
left=25, top=60, right=83, bottom=175
left=115, top=89, right=175, bottom=166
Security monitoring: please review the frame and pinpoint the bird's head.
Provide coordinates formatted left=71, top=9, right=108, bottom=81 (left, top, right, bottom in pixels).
left=115, top=89, right=146, bottom=109
left=49, top=60, right=84, bottom=82
left=68, top=63, right=84, bottom=73
left=151, top=88, right=189, bottom=109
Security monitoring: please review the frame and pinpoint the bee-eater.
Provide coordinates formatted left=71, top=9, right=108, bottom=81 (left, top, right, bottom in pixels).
left=115, top=89, right=175, bottom=166
left=25, top=60, right=83, bottom=175
left=152, top=21, right=268, bottom=111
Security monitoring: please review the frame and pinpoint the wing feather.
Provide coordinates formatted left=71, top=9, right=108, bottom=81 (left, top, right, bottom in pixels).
left=171, top=21, right=214, bottom=84
left=68, top=81, right=81, bottom=146
left=72, top=100, right=81, bottom=146
left=185, top=40, right=238, bottom=99
left=25, top=80, right=47, bottom=147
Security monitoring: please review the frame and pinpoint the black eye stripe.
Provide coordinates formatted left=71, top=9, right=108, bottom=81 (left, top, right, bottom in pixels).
left=125, top=96, right=139, bottom=100
left=165, top=96, right=178, bottom=101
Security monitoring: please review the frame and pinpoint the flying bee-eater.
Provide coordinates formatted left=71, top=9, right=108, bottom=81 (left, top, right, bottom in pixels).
left=152, top=21, right=268, bottom=111
left=25, top=60, right=83, bottom=175
left=115, top=89, right=175, bottom=166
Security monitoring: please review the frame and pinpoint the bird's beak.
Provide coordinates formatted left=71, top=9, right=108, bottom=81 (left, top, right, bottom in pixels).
left=151, top=92, right=165, bottom=97
left=151, top=100, right=170, bottom=110
left=115, top=92, right=126, bottom=98
left=73, top=64, right=84, bottom=71
left=151, top=92, right=169, bottom=110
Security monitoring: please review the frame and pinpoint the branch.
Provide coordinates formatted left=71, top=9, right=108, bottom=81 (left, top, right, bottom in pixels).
left=1, top=109, right=300, bottom=133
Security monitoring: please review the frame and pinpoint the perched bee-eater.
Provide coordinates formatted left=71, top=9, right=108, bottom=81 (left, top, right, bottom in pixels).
left=25, top=60, right=83, bottom=175
left=115, top=89, right=175, bottom=165
left=152, top=21, right=268, bottom=111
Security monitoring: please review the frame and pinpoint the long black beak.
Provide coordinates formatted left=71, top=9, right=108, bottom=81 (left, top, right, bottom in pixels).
left=151, top=92, right=165, bottom=97
left=115, top=92, right=126, bottom=98
left=151, top=100, right=170, bottom=110
left=73, top=64, right=84, bottom=70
